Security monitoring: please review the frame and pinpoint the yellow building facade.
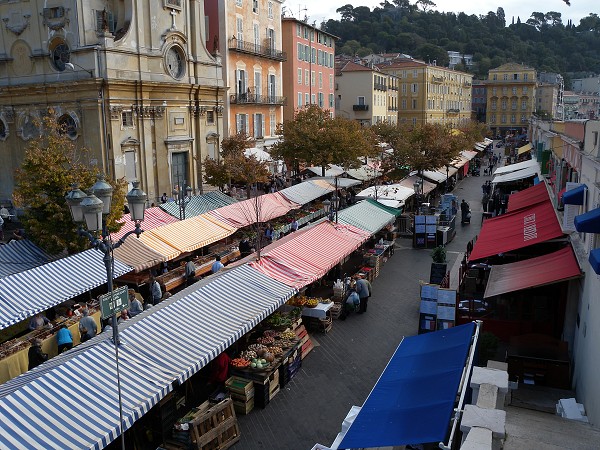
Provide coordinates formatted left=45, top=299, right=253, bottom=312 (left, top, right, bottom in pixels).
left=378, top=59, right=472, bottom=127
left=485, top=63, right=537, bottom=135
left=0, top=0, right=224, bottom=204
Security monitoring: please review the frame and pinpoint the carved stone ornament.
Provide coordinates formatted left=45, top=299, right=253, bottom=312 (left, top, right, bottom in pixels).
left=109, top=106, right=124, bottom=120
left=214, top=105, right=224, bottom=116
left=131, top=105, right=166, bottom=119
left=42, top=7, right=70, bottom=31
left=2, top=13, right=31, bottom=36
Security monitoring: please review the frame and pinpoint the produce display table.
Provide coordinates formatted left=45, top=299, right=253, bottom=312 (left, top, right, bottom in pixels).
left=300, top=302, right=334, bottom=319
left=0, top=309, right=101, bottom=383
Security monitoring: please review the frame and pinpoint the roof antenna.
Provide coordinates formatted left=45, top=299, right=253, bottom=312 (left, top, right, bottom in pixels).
left=299, top=5, right=308, bottom=22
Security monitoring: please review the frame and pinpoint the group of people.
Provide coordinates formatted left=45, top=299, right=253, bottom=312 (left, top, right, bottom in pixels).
left=342, top=274, right=373, bottom=319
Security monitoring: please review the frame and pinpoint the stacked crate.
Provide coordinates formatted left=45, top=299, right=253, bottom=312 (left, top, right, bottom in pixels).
left=279, top=346, right=301, bottom=388
left=253, top=369, right=280, bottom=409
left=225, top=377, right=254, bottom=415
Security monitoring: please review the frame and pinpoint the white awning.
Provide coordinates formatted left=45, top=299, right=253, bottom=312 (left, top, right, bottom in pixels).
left=492, top=165, right=540, bottom=184
left=493, top=159, right=539, bottom=175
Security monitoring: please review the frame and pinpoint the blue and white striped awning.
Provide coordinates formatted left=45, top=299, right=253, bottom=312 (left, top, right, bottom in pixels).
left=278, top=179, right=334, bottom=205
left=0, top=240, right=52, bottom=278
left=0, top=265, right=295, bottom=449
left=0, top=338, right=173, bottom=450
left=119, top=265, right=296, bottom=384
left=335, top=200, right=397, bottom=234
left=159, top=191, right=237, bottom=219
left=0, top=249, right=132, bottom=330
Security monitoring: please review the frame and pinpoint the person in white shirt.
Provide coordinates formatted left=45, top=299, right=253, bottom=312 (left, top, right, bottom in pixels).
left=211, top=255, right=224, bottom=274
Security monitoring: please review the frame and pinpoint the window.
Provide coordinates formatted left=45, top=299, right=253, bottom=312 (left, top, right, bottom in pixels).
left=521, top=114, right=527, bottom=123
left=523, top=86, right=528, bottom=93
left=296, top=24, right=301, bottom=37
left=492, top=87, right=497, bottom=95
left=512, top=87, right=517, bottom=95
left=413, top=70, right=418, bottom=78
left=329, top=74, right=334, bottom=90
left=236, top=113, right=248, bottom=133
left=329, top=93, right=334, bottom=108
left=236, top=17, right=243, bottom=42
left=501, top=114, right=507, bottom=123
left=254, top=71, right=261, bottom=95
left=503, top=74, right=508, bottom=80
left=412, top=99, right=417, bottom=109
left=0, top=119, right=6, bottom=140
left=252, top=0, right=258, bottom=13
left=253, top=24, right=260, bottom=51
left=402, top=84, right=407, bottom=94
left=297, top=43, right=303, bottom=60
left=297, top=68, right=302, bottom=84
left=305, top=93, right=310, bottom=104
left=521, top=100, right=527, bottom=110
left=501, top=99, right=507, bottom=110
left=513, top=73, right=519, bottom=80
left=206, top=110, right=215, bottom=124
left=493, top=74, right=497, bottom=80
left=58, top=114, right=77, bottom=139
left=305, top=69, right=309, bottom=86
left=311, top=48, right=316, bottom=63
left=491, top=114, right=496, bottom=123
left=412, top=117, right=417, bottom=126
left=95, top=9, right=117, bottom=33
left=50, top=39, right=70, bottom=71
left=329, top=54, right=334, bottom=68
left=401, top=99, right=407, bottom=109
left=311, top=94, right=316, bottom=104
left=268, top=1, right=273, bottom=18
left=502, top=87, right=507, bottom=95
left=304, top=45, right=309, bottom=61
left=411, top=83, right=418, bottom=93
left=524, top=73, right=528, bottom=81
left=236, top=0, right=242, bottom=6
left=298, top=92, right=302, bottom=107
left=253, top=113, right=264, bottom=138
left=357, top=96, right=365, bottom=105
left=303, top=27, right=308, bottom=39
left=511, top=114, right=516, bottom=123
left=319, top=72, right=323, bottom=89
left=511, top=99, right=517, bottom=110
left=491, top=99, right=497, bottom=110
left=311, top=71, right=315, bottom=86
left=318, top=92, right=324, bottom=107
left=124, top=151, right=137, bottom=182
left=122, top=111, right=134, bottom=127
left=270, top=113, right=276, bottom=136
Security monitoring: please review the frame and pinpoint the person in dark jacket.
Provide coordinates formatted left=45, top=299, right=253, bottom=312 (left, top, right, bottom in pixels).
left=28, top=338, right=48, bottom=370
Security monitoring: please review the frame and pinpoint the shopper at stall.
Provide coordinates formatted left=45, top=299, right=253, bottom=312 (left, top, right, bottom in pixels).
left=150, top=276, right=162, bottom=305
left=78, top=308, right=98, bottom=341
left=129, top=293, right=143, bottom=317
left=28, top=313, right=50, bottom=331
left=185, top=257, right=196, bottom=287
left=211, top=255, right=224, bottom=274
left=28, top=338, right=48, bottom=370
left=55, top=325, right=73, bottom=354
left=290, top=217, right=299, bottom=232
left=354, top=275, right=371, bottom=314
left=239, top=236, right=253, bottom=257
left=264, top=223, right=275, bottom=243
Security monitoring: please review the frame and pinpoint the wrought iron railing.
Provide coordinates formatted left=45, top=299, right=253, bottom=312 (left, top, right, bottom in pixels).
left=228, top=38, right=287, bottom=61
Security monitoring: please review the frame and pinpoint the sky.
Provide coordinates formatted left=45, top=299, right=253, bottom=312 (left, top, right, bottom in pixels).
left=283, top=0, right=596, bottom=28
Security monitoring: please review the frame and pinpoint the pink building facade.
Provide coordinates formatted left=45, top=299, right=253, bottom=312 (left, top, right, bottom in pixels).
left=281, top=18, right=337, bottom=122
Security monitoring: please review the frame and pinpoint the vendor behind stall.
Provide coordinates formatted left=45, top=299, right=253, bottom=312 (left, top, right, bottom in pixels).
left=208, top=351, right=232, bottom=388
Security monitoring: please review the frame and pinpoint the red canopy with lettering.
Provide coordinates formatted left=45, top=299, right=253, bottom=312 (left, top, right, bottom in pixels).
left=507, top=182, right=550, bottom=212
left=469, top=200, right=563, bottom=261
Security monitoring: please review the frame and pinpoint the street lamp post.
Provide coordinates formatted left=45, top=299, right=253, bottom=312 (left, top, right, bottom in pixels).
left=446, top=165, right=450, bottom=193
left=65, top=176, right=147, bottom=450
left=173, top=171, right=193, bottom=220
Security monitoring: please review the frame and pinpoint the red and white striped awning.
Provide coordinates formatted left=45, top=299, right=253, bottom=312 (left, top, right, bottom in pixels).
left=249, top=221, right=370, bottom=289
left=111, top=207, right=179, bottom=241
left=207, top=192, right=300, bottom=228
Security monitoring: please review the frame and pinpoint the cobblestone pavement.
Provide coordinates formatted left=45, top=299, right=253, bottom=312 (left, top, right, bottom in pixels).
left=235, top=161, right=497, bottom=450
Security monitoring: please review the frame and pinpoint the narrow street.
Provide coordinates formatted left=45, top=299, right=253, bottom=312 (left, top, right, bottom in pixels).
left=235, top=160, right=497, bottom=449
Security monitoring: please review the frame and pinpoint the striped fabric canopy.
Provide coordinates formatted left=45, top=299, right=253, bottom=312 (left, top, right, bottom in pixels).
left=144, top=214, right=236, bottom=253
left=112, top=236, right=166, bottom=272
left=111, top=207, right=178, bottom=241
left=207, top=192, right=300, bottom=228
left=335, top=200, right=397, bottom=235
left=0, top=240, right=52, bottom=278
left=0, top=249, right=132, bottom=330
left=398, top=175, right=436, bottom=195
left=159, top=191, right=237, bottom=219
left=277, top=179, right=334, bottom=205
left=249, top=221, right=369, bottom=288
left=0, top=266, right=296, bottom=449
left=138, top=233, right=181, bottom=261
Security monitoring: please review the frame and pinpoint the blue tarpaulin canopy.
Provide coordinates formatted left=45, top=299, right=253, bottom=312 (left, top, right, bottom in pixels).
left=574, top=207, right=600, bottom=233
left=339, top=323, right=475, bottom=448
left=589, top=248, right=600, bottom=275
left=563, top=184, right=587, bottom=206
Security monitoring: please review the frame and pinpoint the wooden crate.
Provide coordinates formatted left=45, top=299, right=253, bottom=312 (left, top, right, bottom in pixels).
left=330, top=303, right=342, bottom=320
left=233, top=397, right=254, bottom=415
left=225, top=377, right=254, bottom=400
left=301, top=339, right=314, bottom=359
left=186, top=399, right=240, bottom=450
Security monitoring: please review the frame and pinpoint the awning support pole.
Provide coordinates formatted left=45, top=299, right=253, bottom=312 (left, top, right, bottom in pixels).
left=439, top=320, right=482, bottom=450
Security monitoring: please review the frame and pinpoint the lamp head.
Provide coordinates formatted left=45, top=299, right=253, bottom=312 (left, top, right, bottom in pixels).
left=65, top=184, right=87, bottom=223
left=91, top=174, right=113, bottom=215
left=126, top=181, right=147, bottom=222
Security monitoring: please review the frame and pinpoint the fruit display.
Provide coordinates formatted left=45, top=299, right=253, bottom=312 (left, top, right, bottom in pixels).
left=231, top=358, right=251, bottom=368
left=277, top=339, right=295, bottom=348
left=247, top=343, right=267, bottom=353
left=279, top=330, right=296, bottom=340
left=305, top=298, right=319, bottom=308
left=256, top=336, right=275, bottom=345
left=250, top=358, right=270, bottom=370
left=239, top=350, right=257, bottom=360
left=263, top=330, right=279, bottom=338
left=268, top=346, right=283, bottom=356
left=319, top=298, right=332, bottom=304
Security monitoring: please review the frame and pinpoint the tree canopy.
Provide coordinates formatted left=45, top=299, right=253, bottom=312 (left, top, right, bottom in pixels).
left=271, top=105, right=378, bottom=176
left=323, top=3, right=600, bottom=78
left=13, top=114, right=125, bottom=254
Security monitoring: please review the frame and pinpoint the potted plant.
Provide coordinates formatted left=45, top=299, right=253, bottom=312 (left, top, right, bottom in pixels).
left=430, top=246, right=447, bottom=284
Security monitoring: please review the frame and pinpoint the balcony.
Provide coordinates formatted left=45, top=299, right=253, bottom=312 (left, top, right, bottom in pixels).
left=230, top=93, right=287, bottom=105
left=228, top=38, right=287, bottom=62
left=432, top=75, right=444, bottom=84
left=446, top=108, right=460, bottom=115
left=387, top=106, right=398, bottom=111
left=374, top=83, right=387, bottom=91
left=353, top=104, right=369, bottom=111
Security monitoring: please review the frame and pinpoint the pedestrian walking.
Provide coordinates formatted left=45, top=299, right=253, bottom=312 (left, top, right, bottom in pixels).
left=354, top=274, right=371, bottom=313
left=185, top=257, right=196, bottom=286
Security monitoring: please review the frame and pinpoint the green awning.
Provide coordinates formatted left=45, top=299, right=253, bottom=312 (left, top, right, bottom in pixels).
left=364, top=198, right=403, bottom=216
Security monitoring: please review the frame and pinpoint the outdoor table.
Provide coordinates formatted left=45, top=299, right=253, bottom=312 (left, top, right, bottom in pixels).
left=301, top=302, right=334, bottom=319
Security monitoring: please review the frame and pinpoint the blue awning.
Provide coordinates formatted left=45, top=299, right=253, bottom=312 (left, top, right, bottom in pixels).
left=590, top=248, right=600, bottom=275
left=0, top=240, right=53, bottom=278
left=574, top=208, right=600, bottom=233
left=339, top=323, right=475, bottom=448
left=159, top=191, right=237, bottom=218
left=278, top=179, right=334, bottom=205
left=0, top=249, right=132, bottom=330
left=563, top=184, right=586, bottom=205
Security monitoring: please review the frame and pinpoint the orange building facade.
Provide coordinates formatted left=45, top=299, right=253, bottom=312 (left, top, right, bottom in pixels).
left=281, top=17, right=337, bottom=122
left=206, top=0, right=286, bottom=146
